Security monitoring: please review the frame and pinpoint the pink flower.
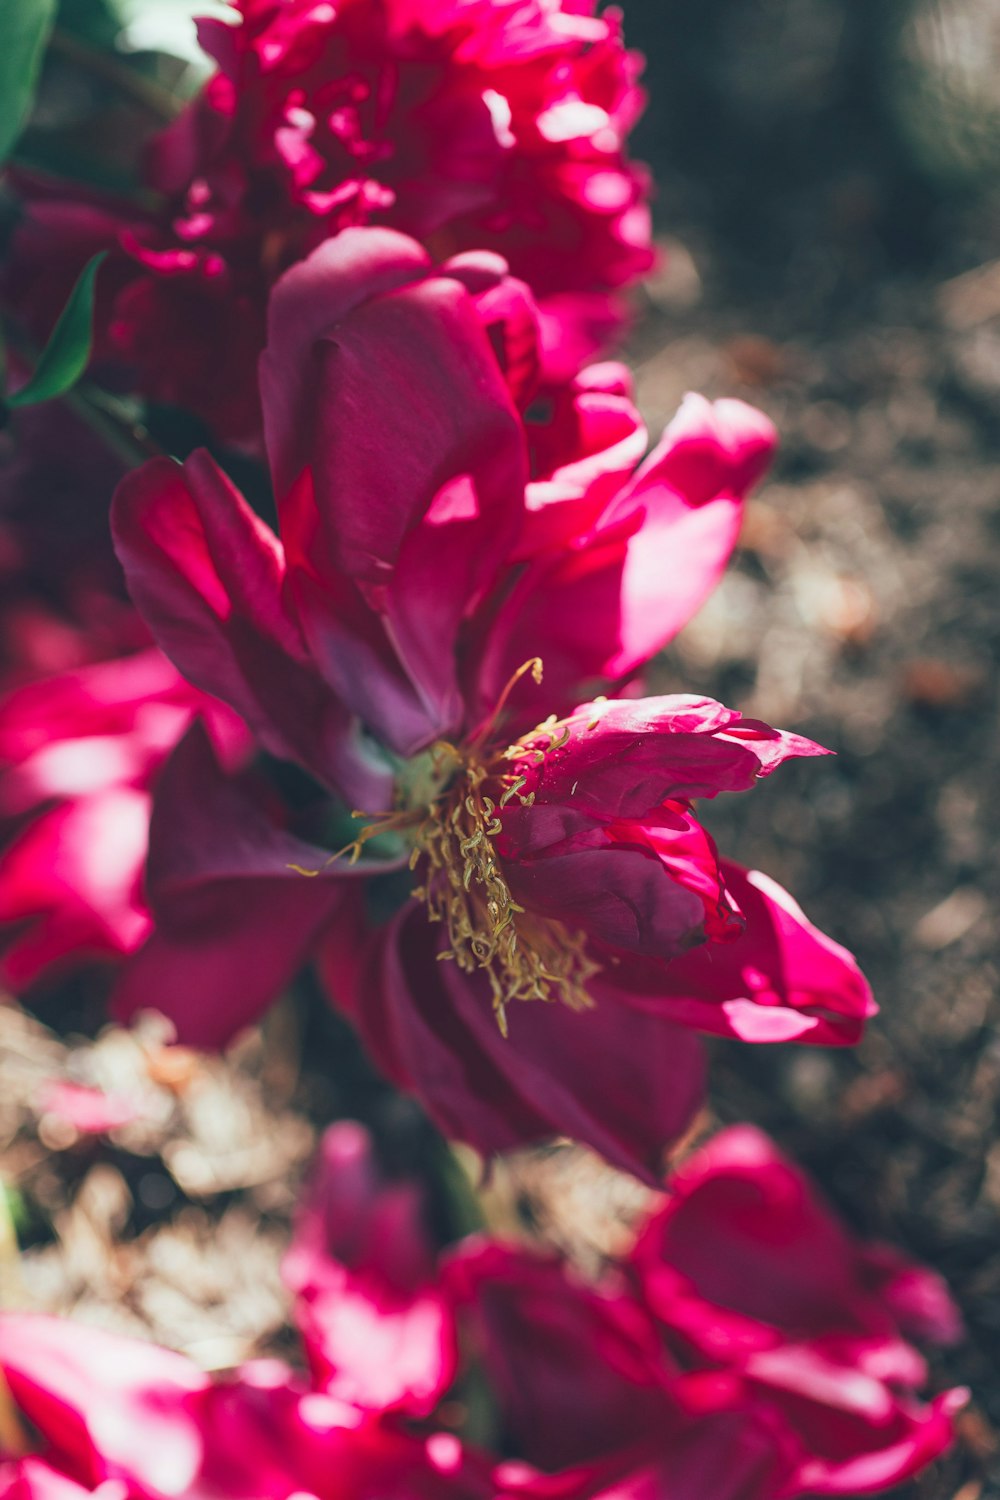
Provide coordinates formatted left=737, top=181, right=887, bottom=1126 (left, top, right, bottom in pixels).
left=7, top=0, right=651, bottom=440
left=111, top=231, right=772, bottom=780
left=0, top=1313, right=489, bottom=1500
left=283, top=1120, right=458, bottom=1417
left=0, top=648, right=247, bottom=991
left=307, top=687, right=866, bottom=1177
left=627, top=1126, right=966, bottom=1496
left=442, top=1129, right=963, bottom=1496
left=109, top=228, right=869, bottom=1180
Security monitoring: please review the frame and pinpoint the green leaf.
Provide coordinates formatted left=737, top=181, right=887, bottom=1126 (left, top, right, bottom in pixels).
left=0, top=0, right=58, bottom=166
left=8, top=250, right=106, bottom=408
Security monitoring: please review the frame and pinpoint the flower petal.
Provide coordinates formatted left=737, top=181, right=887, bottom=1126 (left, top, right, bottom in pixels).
left=112, top=452, right=383, bottom=804
left=111, top=727, right=368, bottom=1048
left=603, top=395, right=777, bottom=676
left=619, top=864, right=875, bottom=1046
left=320, top=900, right=706, bottom=1186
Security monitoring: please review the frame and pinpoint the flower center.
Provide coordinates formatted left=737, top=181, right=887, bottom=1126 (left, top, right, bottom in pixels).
left=292, top=661, right=600, bottom=1034
left=407, top=742, right=599, bottom=1036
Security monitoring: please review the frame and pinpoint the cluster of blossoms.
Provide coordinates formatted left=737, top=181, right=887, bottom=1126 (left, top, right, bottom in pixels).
left=6, top=0, right=650, bottom=439
left=0, top=0, right=966, bottom=1492
left=0, top=1122, right=965, bottom=1500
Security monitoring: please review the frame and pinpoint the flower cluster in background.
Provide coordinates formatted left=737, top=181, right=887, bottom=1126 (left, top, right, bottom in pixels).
left=0, top=1123, right=964, bottom=1500
left=0, top=0, right=968, bottom=1494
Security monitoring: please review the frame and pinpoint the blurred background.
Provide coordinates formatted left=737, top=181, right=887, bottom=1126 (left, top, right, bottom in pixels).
left=3, top=3, right=1000, bottom=1496
left=625, top=4, right=1000, bottom=1495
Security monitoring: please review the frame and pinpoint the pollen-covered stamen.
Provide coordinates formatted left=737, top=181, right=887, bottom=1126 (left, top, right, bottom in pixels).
left=288, top=660, right=602, bottom=1033
left=287, top=807, right=416, bottom=876
left=410, top=749, right=598, bottom=1037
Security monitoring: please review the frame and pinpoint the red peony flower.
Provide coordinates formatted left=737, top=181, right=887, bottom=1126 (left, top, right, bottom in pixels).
left=444, top=1128, right=964, bottom=1497
left=6, top=0, right=651, bottom=440
left=626, top=1126, right=966, bottom=1496
left=108, top=228, right=871, bottom=1181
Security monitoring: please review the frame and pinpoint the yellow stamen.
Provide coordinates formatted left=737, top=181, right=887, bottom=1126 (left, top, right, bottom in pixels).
left=288, top=661, right=600, bottom=1032
left=287, top=808, right=413, bottom=875
left=411, top=751, right=598, bottom=1035
left=467, top=656, right=543, bottom=754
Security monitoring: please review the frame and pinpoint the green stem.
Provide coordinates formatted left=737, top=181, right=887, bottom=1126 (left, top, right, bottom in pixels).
left=0, top=1180, right=25, bottom=1314
left=65, top=383, right=162, bottom=468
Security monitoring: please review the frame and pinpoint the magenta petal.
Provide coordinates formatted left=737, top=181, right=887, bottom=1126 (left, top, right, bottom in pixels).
left=506, top=842, right=714, bottom=962
left=493, top=1409, right=797, bottom=1500
left=306, top=274, right=526, bottom=581
left=522, top=373, right=647, bottom=550
left=111, top=727, right=361, bottom=1049
left=603, top=395, right=777, bottom=675
left=112, top=452, right=383, bottom=804
left=509, top=696, right=825, bottom=827
left=285, top=1123, right=457, bottom=1419
left=0, top=791, right=152, bottom=987
left=632, top=1124, right=929, bottom=1357
left=856, top=1246, right=964, bottom=1348
left=626, top=1127, right=963, bottom=1496
left=0, top=1312, right=207, bottom=1494
left=625, top=864, right=875, bottom=1046
left=261, top=232, right=526, bottom=584
left=261, top=229, right=433, bottom=506
left=321, top=902, right=706, bottom=1186
left=260, top=231, right=530, bottom=750
left=445, top=1240, right=669, bottom=1471
left=790, top=1390, right=966, bottom=1497
left=296, top=1275, right=455, bottom=1421
left=440, top=252, right=542, bottom=407
left=286, top=1122, right=437, bottom=1294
